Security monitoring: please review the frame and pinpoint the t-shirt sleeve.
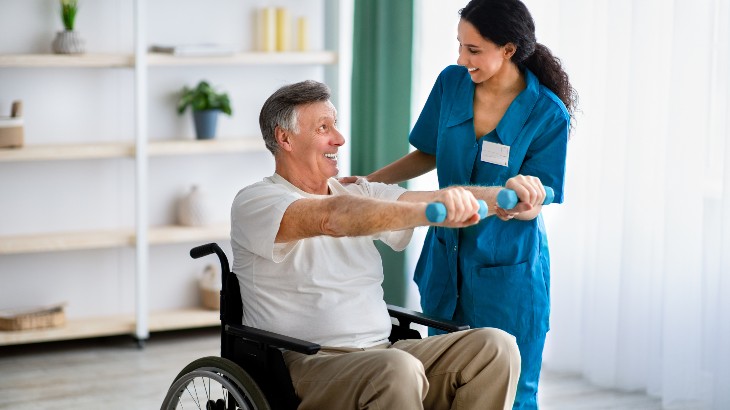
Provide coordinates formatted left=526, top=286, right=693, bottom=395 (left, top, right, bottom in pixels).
left=348, top=178, right=413, bottom=251
left=231, top=183, right=301, bottom=263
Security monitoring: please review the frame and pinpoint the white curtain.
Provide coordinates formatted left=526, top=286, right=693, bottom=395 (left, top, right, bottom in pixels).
left=411, top=1, right=730, bottom=408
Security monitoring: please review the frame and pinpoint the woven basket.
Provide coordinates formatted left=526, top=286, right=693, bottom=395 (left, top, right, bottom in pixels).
left=199, top=264, right=220, bottom=310
left=0, top=304, right=66, bottom=331
left=200, top=287, right=220, bottom=310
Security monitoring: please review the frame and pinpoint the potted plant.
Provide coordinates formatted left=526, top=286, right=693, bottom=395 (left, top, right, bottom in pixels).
left=177, top=80, right=233, bottom=140
left=52, top=0, right=85, bottom=54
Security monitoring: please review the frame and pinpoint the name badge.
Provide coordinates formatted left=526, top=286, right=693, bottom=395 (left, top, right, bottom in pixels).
left=481, top=141, right=510, bottom=166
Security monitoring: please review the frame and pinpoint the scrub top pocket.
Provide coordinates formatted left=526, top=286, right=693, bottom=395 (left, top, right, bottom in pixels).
left=469, top=260, right=535, bottom=341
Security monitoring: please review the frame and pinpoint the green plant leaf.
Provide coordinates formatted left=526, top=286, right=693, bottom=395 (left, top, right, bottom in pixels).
left=177, top=80, right=233, bottom=116
left=60, top=0, right=78, bottom=31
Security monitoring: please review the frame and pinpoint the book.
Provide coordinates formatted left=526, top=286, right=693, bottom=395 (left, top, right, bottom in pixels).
left=149, top=44, right=236, bottom=57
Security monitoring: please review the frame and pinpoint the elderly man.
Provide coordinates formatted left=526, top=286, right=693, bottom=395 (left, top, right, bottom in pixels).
left=231, top=80, right=540, bottom=409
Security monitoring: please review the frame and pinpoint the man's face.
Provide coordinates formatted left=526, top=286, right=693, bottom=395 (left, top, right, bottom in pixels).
left=289, top=100, right=345, bottom=180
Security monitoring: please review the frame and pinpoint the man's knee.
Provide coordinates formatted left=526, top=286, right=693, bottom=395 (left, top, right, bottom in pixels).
left=361, top=349, right=428, bottom=406
left=470, top=328, right=521, bottom=370
left=377, top=349, right=428, bottom=386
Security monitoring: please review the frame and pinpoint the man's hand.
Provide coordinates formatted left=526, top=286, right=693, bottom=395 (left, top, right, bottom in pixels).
left=495, top=175, right=546, bottom=221
left=430, top=186, right=482, bottom=227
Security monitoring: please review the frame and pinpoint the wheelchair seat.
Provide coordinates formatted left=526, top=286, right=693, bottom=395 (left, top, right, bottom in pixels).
left=160, top=243, right=469, bottom=410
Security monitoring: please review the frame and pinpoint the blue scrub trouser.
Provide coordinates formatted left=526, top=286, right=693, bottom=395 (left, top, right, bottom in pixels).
left=512, top=333, right=546, bottom=410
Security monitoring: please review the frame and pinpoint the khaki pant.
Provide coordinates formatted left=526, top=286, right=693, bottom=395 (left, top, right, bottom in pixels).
left=283, top=328, right=521, bottom=410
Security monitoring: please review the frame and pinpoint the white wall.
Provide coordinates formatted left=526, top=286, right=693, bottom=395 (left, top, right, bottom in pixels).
left=0, top=0, right=330, bottom=318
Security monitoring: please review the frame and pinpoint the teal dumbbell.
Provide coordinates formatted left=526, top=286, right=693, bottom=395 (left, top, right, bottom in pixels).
left=426, top=200, right=488, bottom=223
left=497, top=186, right=554, bottom=210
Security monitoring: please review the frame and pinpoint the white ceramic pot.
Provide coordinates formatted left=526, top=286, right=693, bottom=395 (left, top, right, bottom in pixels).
left=177, top=185, right=209, bottom=226
left=52, top=30, right=85, bottom=54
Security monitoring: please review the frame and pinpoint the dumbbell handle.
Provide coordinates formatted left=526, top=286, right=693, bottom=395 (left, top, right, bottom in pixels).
left=497, top=186, right=555, bottom=210
left=426, top=200, right=488, bottom=223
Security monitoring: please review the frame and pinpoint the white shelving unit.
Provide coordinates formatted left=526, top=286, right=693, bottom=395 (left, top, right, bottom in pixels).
left=0, top=0, right=349, bottom=346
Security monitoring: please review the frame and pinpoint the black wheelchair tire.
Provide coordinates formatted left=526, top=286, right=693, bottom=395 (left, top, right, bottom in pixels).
left=160, top=356, right=271, bottom=410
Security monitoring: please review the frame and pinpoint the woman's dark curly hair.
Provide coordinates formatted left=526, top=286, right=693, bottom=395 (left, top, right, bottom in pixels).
left=460, top=0, right=578, bottom=122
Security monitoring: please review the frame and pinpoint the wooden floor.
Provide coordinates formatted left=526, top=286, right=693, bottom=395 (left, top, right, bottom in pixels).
left=0, top=328, right=662, bottom=410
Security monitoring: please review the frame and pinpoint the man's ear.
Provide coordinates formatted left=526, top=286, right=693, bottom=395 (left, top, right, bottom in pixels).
left=275, top=126, right=293, bottom=152
left=503, top=43, right=517, bottom=60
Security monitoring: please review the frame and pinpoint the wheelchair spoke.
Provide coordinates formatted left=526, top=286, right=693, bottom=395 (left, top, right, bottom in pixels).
left=184, top=383, right=203, bottom=410
left=161, top=358, right=270, bottom=410
left=203, top=376, right=210, bottom=402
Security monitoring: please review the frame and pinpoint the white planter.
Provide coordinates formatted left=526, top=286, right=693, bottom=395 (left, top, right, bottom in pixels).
left=177, top=185, right=209, bottom=226
left=52, top=30, right=85, bottom=54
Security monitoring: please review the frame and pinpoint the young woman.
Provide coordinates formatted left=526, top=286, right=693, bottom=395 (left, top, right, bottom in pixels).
left=363, top=0, right=578, bottom=408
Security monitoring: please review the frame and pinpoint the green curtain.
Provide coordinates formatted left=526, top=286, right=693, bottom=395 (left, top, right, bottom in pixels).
left=351, top=0, right=413, bottom=306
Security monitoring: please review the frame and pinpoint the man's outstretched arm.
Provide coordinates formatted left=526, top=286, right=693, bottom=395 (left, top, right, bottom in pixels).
left=275, top=187, right=480, bottom=243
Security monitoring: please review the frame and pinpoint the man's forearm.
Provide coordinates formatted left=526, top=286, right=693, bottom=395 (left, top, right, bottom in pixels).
left=321, top=195, right=426, bottom=237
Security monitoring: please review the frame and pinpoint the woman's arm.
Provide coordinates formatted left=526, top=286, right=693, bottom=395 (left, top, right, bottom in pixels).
left=365, top=150, right=436, bottom=184
left=399, top=175, right=545, bottom=220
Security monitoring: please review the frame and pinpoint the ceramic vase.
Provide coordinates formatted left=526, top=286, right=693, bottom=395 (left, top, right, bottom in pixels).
left=52, top=31, right=85, bottom=54
left=192, top=109, right=219, bottom=139
left=177, top=185, right=209, bottom=226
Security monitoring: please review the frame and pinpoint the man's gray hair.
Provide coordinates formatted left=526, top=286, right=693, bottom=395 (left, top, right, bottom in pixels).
left=259, top=80, right=332, bottom=155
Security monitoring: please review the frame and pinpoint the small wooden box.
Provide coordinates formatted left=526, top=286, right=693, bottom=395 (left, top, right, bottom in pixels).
left=200, top=287, right=220, bottom=310
left=0, top=118, right=24, bottom=148
left=0, top=101, right=24, bottom=148
left=0, top=304, right=66, bottom=331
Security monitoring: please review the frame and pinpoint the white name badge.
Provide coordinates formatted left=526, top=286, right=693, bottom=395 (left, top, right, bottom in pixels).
left=481, top=140, right=510, bottom=166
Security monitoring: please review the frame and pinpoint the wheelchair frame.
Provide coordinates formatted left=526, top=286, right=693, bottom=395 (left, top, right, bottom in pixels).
left=160, top=243, right=469, bottom=410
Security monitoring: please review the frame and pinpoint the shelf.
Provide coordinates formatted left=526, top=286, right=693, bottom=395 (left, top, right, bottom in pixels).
left=0, top=52, right=337, bottom=68
left=0, top=229, right=133, bottom=254
left=148, top=224, right=230, bottom=246
left=147, top=51, right=338, bottom=66
left=0, top=139, right=267, bottom=162
left=0, top=308, right=219, bottom=346
left=0, top=224, right=229, bottom=255
left=147, top=308, right=220, bottom=332
left=0, top=142, right=134, bottom=162
left=147, top=138, right=266, bottom=156
left=0, top=53, right=134, bottom=68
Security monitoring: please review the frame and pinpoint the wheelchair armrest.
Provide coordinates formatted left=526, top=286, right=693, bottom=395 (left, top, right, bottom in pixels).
left=387, top=304, right=470, bottom=333
left=225, top=324, right=321, bottom=355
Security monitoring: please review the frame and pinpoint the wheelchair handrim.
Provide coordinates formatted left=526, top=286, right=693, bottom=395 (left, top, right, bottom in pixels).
left=162, top=367, right=256, bottom=410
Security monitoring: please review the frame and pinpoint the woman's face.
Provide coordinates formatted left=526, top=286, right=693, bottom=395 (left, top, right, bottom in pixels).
left=456, top=19, right=512, bottom=84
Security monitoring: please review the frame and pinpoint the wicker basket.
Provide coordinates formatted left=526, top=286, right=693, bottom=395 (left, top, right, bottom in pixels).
left=0, top=303, right=66, bottom=331
left=200, top=287, right=220, bottom=310
left=199, top=264, right=220, bottom=310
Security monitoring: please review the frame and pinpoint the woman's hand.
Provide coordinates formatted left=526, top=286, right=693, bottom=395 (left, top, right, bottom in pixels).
left=495, top=175, right=546, bottom=221
left=337, top=175, right=362, bottom=185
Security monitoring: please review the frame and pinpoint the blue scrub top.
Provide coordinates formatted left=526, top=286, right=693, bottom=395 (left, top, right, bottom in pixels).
left=410, top=65, right=569, bottom=342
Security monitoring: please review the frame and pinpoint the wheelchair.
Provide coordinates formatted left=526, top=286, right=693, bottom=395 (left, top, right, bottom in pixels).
left=160, top=243, right=469, bottom=410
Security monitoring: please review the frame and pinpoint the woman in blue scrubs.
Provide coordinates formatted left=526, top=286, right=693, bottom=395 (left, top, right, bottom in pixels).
left=363, top=0, right=578, bottom=408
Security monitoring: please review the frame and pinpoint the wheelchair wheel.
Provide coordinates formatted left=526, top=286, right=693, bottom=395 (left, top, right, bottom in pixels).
left=161, top=356, right=271, bottom=410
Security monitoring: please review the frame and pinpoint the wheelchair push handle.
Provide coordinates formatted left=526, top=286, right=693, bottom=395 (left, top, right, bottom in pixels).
left=497, top=186, right=554, bottom=210
left=190, top=243, right=220, bottom=259
left=426, top=199, right=488, bottom=223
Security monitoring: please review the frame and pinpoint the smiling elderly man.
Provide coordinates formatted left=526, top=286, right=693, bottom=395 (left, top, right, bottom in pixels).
left=230, top=80, right=526, bottom=410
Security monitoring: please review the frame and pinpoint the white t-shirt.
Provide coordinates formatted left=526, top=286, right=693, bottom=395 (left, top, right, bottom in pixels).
left=230, top=174, right=413, bottom=348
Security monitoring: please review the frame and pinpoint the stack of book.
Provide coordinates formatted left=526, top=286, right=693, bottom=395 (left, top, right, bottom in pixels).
left=149, top=44, right=236, bottom=57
